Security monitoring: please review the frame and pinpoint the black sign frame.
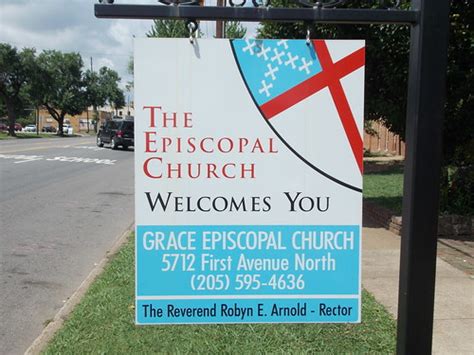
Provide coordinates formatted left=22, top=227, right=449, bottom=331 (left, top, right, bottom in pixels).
left=95, top=1, right=450, bottom=353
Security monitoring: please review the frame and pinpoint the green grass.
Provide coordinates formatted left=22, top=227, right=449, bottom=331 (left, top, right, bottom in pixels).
left=364, top=163, right=404, bottom=214
left=0, top=132, right=83, bottom=139
left=44, top=235, right=396, bottom=354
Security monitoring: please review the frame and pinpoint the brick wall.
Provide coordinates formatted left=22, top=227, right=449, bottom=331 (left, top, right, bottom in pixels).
left=364, top=200, right=474, bottom=239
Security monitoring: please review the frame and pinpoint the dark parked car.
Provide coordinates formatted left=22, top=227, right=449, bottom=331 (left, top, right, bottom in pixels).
left=0, top=123, right=22, bottom=131
left=42, top=125, right=57, bottom=133
left=8, top=123, right=22, bottom=131
left=97, top=119, right=134, bottom=150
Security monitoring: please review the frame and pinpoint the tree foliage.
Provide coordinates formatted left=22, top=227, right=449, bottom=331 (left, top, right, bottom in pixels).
left=225, top=21, right=247, bottom=39
left=84, top=70, right=103, bottom=109
left=439, top=1, right=474, bottom=214
left=147, top=20, right=191, bottom=38
left=444, top=2, right=473, bottom=167
left=0, top=43, right=36, bottom=136
left=1, top=43, right=125, bottom=136
left=88, top=66, right=124, bottom=111
left=30, top=50, right=87, bottom=135
left=0, top=97, right=6, bottom=118
left=99, top=67, right=124, bottom=108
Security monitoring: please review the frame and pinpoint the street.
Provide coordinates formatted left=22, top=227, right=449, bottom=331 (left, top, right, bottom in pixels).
left=0, top=136, right=134, bottom=354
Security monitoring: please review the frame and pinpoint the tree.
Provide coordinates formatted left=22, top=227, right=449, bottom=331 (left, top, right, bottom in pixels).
left=0, top=97, right=6, bottom=118
left=110, top=87, right=126, bottom=115
left=258, top=0, right=473, bottom=213
left=147, top=20, right=190, bottom=38
left=443, top=1, right=473, bottom=168
left=84, top=70, right=103, bottom=107
left=84, top=66, right=124, bottom=129
left=225, top=21, right=247, bottom=39
left=440, top=0, right=473, bottom=214
left=30, top=50, right=87, bottom=135
left=97, top=67, right=125, bottom=115
left=0, top=44, right=36, bottom=136
left=84, top=69, right=103, bottom=132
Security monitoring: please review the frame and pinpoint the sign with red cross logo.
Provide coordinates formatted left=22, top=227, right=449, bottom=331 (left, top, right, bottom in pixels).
left=134, top=38, right=364, bottom=325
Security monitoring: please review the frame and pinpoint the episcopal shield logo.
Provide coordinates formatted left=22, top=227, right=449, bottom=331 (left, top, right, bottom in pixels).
left=231, top=39, right=365, bottom=192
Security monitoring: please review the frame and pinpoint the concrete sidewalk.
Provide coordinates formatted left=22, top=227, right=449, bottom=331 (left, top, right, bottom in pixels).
left=362, top=227, right=474, bottom=354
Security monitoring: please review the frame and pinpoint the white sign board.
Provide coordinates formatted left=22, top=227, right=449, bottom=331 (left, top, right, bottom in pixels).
left=135, top=38, right=364, bottom=324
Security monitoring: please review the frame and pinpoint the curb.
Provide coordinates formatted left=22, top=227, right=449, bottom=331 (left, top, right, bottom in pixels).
left=25, top=222, right=134, bottom=355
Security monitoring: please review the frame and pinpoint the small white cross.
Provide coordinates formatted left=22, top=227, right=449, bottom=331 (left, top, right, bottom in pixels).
left=259, top=80, right=273, bottom=97
left=298, top=57, right=313, bottom=74
left=264, top=63, right=279, bottom=81
left=243, top=39, right=256, bottom=55
left=256, top=44, right=271, bottom=61
left=277, top=39, right=289, bottom=50
left=284, top=52, right=299, bottom=69
left=271, top=48, right=285, bottom=65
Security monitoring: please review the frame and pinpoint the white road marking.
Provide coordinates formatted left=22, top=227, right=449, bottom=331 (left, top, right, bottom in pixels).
left=0, top=153, right=116, bottom=165
left=73, top=146, right=106, bottom=151
left=15, top=157, right=44, bottom=164
left=46, top=156, right=116, bottom=165
left=0, top=140, right=92, bottom=154
left=0, top=154, right=44, bottom=164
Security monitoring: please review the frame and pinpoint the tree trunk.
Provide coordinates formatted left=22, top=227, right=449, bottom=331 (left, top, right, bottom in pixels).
left=6, top=100, right=17, bottom=137
left=93, top=106, right=98, bottom=133
left=86, top=108, right=90, bottom=133
left=43, top=106, right=63, bottom=136
left=57, top=115, right=64, bottom=136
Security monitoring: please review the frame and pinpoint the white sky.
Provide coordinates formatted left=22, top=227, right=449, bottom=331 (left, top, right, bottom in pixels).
left=0, top=0, right=259, bottom=90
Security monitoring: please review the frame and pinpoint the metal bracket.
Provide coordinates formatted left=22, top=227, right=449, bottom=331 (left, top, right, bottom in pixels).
left=186, top=19, right=199, bottom=43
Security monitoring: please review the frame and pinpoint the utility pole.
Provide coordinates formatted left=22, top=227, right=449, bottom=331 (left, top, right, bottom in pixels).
left=88, top=56, right=93, bottom=133
left=216, top=0, right=224, bottom=38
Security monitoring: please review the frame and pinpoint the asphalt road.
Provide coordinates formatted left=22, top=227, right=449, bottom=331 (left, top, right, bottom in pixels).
left=0, top=136, right=134, bottom=354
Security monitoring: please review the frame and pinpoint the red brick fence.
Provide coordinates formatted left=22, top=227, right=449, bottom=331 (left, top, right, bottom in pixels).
left=364, top=200, right=474, bottom=239
left=364, top=120, right=406, bottom=157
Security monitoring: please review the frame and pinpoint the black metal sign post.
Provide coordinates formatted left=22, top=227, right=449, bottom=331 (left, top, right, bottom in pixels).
left=397, top=1, right=450, bottom=354
left=95, top=1, right=449, bottom=353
